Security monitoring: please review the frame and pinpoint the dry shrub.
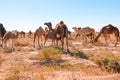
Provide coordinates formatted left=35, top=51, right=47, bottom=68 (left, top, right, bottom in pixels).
left=95, top=57, right=120, bottom=73
left=30, top=47, right=62, bottom=61
left=15, top=41, right=29, bottom=47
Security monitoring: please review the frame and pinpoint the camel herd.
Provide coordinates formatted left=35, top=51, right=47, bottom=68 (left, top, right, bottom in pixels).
left=0, top=21, right=120, bottom=52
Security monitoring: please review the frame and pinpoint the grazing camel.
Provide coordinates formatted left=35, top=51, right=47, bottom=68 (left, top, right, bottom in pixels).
left=94, top=24, right=119, bottom=46
left=33, top=26, right=45, bottom=48
left=3, top=30, right=19, bottom=51
left=0, top=23, right=6, bottom=45
left=72, top=26, right=95, bottom=43
left=55, top=21, right=69, bottom=52
left=19, top=31, right=25, bottom=38
left=44, top=22, right=61, bottom=46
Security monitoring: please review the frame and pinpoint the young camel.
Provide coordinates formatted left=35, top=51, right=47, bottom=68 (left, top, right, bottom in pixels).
left=3, top=30, right=19, bottom=51
left=33, top=26, right=45, bottom=48
left=94, top=24, right=119, bottom=46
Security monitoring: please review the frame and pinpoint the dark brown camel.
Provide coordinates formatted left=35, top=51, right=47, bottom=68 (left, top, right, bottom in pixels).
left=0, top=23, right=6, bottom=46
left=94, top=24, right=119, bottom=46
left=55, top=21, right=69, bottom=52
left=33, top=26, right=45, bottom=48
left=44, top=21, right=69, bottom=52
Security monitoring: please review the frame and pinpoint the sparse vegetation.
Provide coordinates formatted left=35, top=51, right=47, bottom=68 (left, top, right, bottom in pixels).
left=71, top=51, right=88, bottom=59
left=95, top=57, right=120, bottom=73
left=30, top=47, right=62, bottom=61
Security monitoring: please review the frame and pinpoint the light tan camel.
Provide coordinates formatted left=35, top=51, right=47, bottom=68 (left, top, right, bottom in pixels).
left=72, top=27, right=81, bottom=39
left=94, top=24, right=119, bottom=46
left=72, top=26, right=95, bottom=43
left=3, top=30, right=19, bottom=51
left=44, top=22, right=61, bottom=47
left=33, top=26, right=45, bottom=48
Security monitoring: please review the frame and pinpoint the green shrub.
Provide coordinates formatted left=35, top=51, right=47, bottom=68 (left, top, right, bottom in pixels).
left=71, top=51, right=88, bottom=59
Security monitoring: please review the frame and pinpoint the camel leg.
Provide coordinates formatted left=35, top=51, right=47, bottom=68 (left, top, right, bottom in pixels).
left=33, top=34, right=36, bottom=47
left=66, top=37, right=69, bottom=52
left=37, top=36, right=40, bottom=47
left=60, top=38, right=64, bottom=51
left=44, top=37, right=47, bottom=47
left=103, top=34, right=108, bottom=46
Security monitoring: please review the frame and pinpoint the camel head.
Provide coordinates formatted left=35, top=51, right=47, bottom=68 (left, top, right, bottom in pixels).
left=44, top=22, right=52, bottom=30
left=60, top=21, right=64, bottom=24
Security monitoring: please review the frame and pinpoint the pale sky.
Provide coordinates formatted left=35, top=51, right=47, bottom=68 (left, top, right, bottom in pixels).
left=0, top=0, right=120, bottom=32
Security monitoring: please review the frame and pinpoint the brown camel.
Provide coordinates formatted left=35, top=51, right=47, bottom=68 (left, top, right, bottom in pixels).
left=94, top=24, right=119, bottom=46
left=72, top=27, right=81, bottom=39
left=44, top=22, right=61, bottom=47
left=55, top=21, right=69, bottom=52
left=19, top=31, right=25, bottom=38
left=33, top=26, right=45, bottom=48
left=72, top=26, right=95, bottom=43
left=3, top=30, right=19, bottom=51
left=0, top=23, right=6, bottom=46
left=28, top=30, right=33, bottom=37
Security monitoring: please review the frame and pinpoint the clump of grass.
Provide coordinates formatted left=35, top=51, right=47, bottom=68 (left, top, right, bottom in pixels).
left=5, top=62, right=30, bottom=80
left=15, top=41, right=29, bottom=47
left=70, top=51, right=88, bottom=59
left=95, top=57, right=120, bottom=73
left=30, top=47, right=62, bottom=61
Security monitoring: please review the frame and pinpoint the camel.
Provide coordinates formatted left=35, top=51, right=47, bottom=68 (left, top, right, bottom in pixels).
left=33, top=26, right=45, bottom=48
left=72, top=26, right=95, bottom=43
left=68, top=30, right=71, bottom=38
left=94, top=24, right=119, bottom=46
left=54, top=21, right=69, bottom=52
left=72, top=27, right=81, bottom=39
left=28, top=30, right=33, bottom=37
left=0, top=23, right=6, bottom=46
left=44, top=22, right=61, bottom=47
left=19, top=31, right=25, bottom=38
left=3, top=30, right=19, bottom=51
left=44, top=21, right=69, bottom=52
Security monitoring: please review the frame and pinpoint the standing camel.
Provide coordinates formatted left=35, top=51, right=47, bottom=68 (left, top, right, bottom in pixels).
left=3, top=30, right=19, bottom=51
left=94, top=24, right=119, bottom=46
left=55, top=21, right=69, bottom=52
left=44, top=22, right=61, bottom=47
left=72, top=26, right=95, bottom=43
left=33, top=26, right=45, bottom=48
left=0, top=23, right=6, bottom=46
left=72, top=27, right=81, bottom=39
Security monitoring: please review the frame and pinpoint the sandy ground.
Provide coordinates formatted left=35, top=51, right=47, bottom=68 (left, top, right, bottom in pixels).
left=0, top=37, right=120, bottom=80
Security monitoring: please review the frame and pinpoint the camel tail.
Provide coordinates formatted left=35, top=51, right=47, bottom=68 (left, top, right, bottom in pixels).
left=94, top=28, right=103, bottom=42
